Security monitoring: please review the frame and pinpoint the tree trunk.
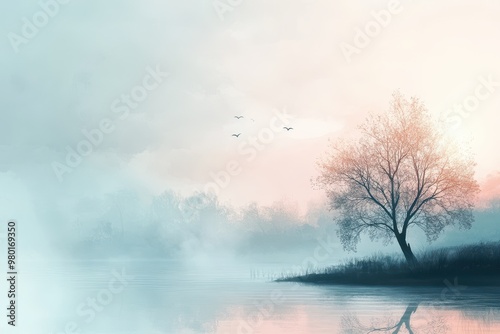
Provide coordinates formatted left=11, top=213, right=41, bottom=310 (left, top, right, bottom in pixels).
left=396, top=234, right=419, bottom=269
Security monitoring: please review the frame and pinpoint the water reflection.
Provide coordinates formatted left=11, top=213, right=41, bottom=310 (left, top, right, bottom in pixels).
left=341, top=301, right=448, bottom=334
left=19, top=260, right=500, bottom=333
left=338, top=288, right=500, bottom=334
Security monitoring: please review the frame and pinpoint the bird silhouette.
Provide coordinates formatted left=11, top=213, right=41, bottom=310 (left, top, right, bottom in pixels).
left=234, top=116, right=244, bottom=119
left=232, top=133, right=241, bottom=137
left=283, top=127, right=293, bottom=131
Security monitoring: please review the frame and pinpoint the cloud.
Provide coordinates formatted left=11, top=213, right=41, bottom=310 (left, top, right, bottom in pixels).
left=477, top=172, right=500, bottom=208
left=1, top=0, right=500, bottom=258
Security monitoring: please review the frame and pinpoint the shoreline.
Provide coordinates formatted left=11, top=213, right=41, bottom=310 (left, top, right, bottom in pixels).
left=276, top=241, right=500, bottom=287
left=277, top=273, right=500, bottom=287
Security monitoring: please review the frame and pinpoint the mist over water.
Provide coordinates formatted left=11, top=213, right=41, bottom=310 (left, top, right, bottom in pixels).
left=4, top=190, right=496, bottom=333
left=13, top=258, right=500, bottom=333
left=25, top=189, right=500, bottom=263
left=2, top=0, right=500, bottom=332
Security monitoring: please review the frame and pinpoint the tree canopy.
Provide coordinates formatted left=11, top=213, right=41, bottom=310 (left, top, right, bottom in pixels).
left=316, top=92, right=479, bottom=265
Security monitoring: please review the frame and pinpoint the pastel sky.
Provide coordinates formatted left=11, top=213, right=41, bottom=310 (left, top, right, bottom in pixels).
left=1, top=0, right=500, bottom=234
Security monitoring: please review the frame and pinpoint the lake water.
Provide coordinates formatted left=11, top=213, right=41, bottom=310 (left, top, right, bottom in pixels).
left=13, top=259, right=500, bottom=333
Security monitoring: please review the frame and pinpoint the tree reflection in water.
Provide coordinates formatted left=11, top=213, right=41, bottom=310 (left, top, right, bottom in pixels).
left=341, top=301, right=448, bottom=334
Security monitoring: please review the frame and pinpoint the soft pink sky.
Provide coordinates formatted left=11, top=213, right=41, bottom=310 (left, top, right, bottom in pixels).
left=123, top=1, right=500, bottom=209
left=119, top=0, right=500, bottom=210
left=3, top=0, right=499, bottom=219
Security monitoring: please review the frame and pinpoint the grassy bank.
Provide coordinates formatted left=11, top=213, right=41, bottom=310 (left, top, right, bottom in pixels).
left=277, top=241, right=500, bottom=286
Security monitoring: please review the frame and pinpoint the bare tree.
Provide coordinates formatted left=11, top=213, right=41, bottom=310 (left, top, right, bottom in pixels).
left=316, top=92, right=479, bottom=267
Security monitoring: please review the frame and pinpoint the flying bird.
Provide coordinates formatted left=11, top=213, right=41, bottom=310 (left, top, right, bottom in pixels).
left=232, top=133, right=241, bottom=137
left=234, top=116, right=244, bottom=119
left=283, top=127, right=293, bottom=131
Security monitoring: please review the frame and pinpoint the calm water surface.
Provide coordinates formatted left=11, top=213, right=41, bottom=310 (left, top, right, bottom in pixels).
left=17, top=260, right=500, bottom=333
